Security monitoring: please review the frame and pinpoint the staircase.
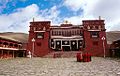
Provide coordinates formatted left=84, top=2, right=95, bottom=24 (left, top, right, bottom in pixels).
left=43, top=51, right=80, bottom=58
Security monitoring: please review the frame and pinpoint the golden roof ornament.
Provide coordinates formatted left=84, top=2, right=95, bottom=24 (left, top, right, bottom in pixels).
left=64, top=20, right=69, bottom=24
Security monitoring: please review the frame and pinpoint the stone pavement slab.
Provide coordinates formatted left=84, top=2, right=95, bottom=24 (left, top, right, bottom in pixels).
left=0, top=57, right=120, bottom=76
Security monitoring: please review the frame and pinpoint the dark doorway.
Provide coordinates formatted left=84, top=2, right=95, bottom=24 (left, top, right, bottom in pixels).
left=71, top=41, right=78, bottom=51
left=17, top=51, right=26, bottom=57
left=62, top=46, right=70, bottom=51
left=115, top=50, right=120, bottom=57
left=18, top=52, right=24, bottom=57
left=55, top=41, right=61, bottom=51
left=110, top=49, right=120, bottom=57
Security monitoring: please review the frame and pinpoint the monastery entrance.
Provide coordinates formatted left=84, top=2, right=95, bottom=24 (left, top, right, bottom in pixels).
left=50, top=39, right=83, bottom=51
left=62, top=46, right=70, bottom=51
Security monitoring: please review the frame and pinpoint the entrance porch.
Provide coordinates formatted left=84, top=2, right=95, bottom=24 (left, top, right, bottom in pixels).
left=50, top=39, right=84, bottom=51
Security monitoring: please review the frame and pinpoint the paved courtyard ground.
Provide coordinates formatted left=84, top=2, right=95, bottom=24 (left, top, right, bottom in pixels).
left=0, top=57, right=120, bottom=76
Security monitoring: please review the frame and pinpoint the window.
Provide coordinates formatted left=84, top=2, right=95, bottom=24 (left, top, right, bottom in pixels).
left=55, top=31, right=57, bottom=35
left=14, top=44, right=18, bottom=48
left=37, top=33, right=44, bottom=38
left=90, top=32, right=99, bottom=38
left=75, top=30, right=77, bottom=35
left=62, top=31, right=64, bottom=36
left=77, top=30, right=79, bottom=35
left=68, top=31, right=71, bottom=36
left=59, top=31, right=61, bottom=35
left=56, top=31, right=58, bottom=35
left=51, top=31, right=53, bottom=35
left=10, top=43, right=13, bottom=46
left=53, top=31, right=55, bottom=35
left=80, top=31, right=83, bottom=36
left=90, top=26, right=93, bottom=29
left=95, top=26, right=98, bottom=29
left=30, top=27, right=33, bottom=31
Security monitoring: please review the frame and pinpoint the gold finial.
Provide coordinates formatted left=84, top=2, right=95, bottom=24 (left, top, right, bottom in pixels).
left=64, top=20, right=68, bottom=24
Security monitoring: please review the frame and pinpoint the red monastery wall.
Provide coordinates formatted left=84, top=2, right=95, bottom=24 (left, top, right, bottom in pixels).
left=27, top=21, right=50, bottom=57
left=83, top=20, right=108, bottom=56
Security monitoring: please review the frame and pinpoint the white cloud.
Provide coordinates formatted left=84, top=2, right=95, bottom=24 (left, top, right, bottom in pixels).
left=64, top=15, right=96, bottom=25
left=63, top=0, right=120, bottom=31
left=0, top=4, right=61, bottom=33
left=91, top=0, right=120, bottom=31
left=34, top=5, right=61, bottom=25
left=1, top=0, right=120, bottom=33
left=64, top=16, right=82, bottom=25
left=63, top=0, right=84, bottom=11
left=0, top=4, right=39, bottom=33
left=63, top=0, right=99, bottom=12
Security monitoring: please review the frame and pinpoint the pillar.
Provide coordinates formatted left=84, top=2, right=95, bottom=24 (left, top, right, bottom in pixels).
left=53, top=40, right=55, bottom=49
left=23, top=51, right=25, bottom=57
left=0, top=50, right=1, bottom=58
left=61, top=40, right=62, bottom=50
left=112, top=50, right=115, bottom=57
left=7, top=51, right=9, bottom=58
left=13, top=51, right=14, bottom=58
left=70, top=40, right=71, bottom=50
left=54, top=40, right=56, bottom=50
left=77, top=40, right=78, bottom=50
left=1, top=50, right=3, bottom=58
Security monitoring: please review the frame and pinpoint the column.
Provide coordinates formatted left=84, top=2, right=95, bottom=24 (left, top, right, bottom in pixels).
left=7, top=51, right=9, bottom=58
left=0, top=50, right=1, bottom=59
left=112, top=50, right=115, bottom=57
left=13, top=51, right=14, bottom=58
left=50, top=39, right=51, bottom=48
left=77, top=40, right=78, bottom=50
left=61, top=40, right=62, bottom=50
left=53, top=40, right=55, bottom=49
left=23, top=51, right=25, bottom=57
left=1, top=50, right=3, bottom=58
left=70, top=40, right=71, bottom=50
left=54, top=40, right=56, bottom=50
left=51, top=30, right=52, bottom=36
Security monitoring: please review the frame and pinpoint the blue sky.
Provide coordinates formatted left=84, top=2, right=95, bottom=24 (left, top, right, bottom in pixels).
left=0, top=0, right=120, bottom=33
left=1, top=0, right=61, bottom=14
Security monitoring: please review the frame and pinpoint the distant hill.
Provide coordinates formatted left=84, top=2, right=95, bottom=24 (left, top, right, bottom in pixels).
left=0, top=32, right=28, bottom=43
left=106, top=31, right=120, bottom=44
left=0, top=31, right=120, bottom=44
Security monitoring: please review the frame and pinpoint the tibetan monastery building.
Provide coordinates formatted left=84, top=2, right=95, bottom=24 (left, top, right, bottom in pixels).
left=27, top=17, right=109, bottom=57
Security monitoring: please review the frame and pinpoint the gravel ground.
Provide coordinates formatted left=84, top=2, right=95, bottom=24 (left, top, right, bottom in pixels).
left=0, top=57, right=120, bottom=76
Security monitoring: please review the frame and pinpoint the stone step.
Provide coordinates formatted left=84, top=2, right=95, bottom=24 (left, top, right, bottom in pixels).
left=43, top=51, right=80, bottom=58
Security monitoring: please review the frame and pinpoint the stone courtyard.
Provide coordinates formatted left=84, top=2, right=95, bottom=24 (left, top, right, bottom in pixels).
left=0, top=57, right=120, bottom=76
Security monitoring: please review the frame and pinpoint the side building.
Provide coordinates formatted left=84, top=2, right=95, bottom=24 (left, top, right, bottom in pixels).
left=0, top=33, right=27, bottom=58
